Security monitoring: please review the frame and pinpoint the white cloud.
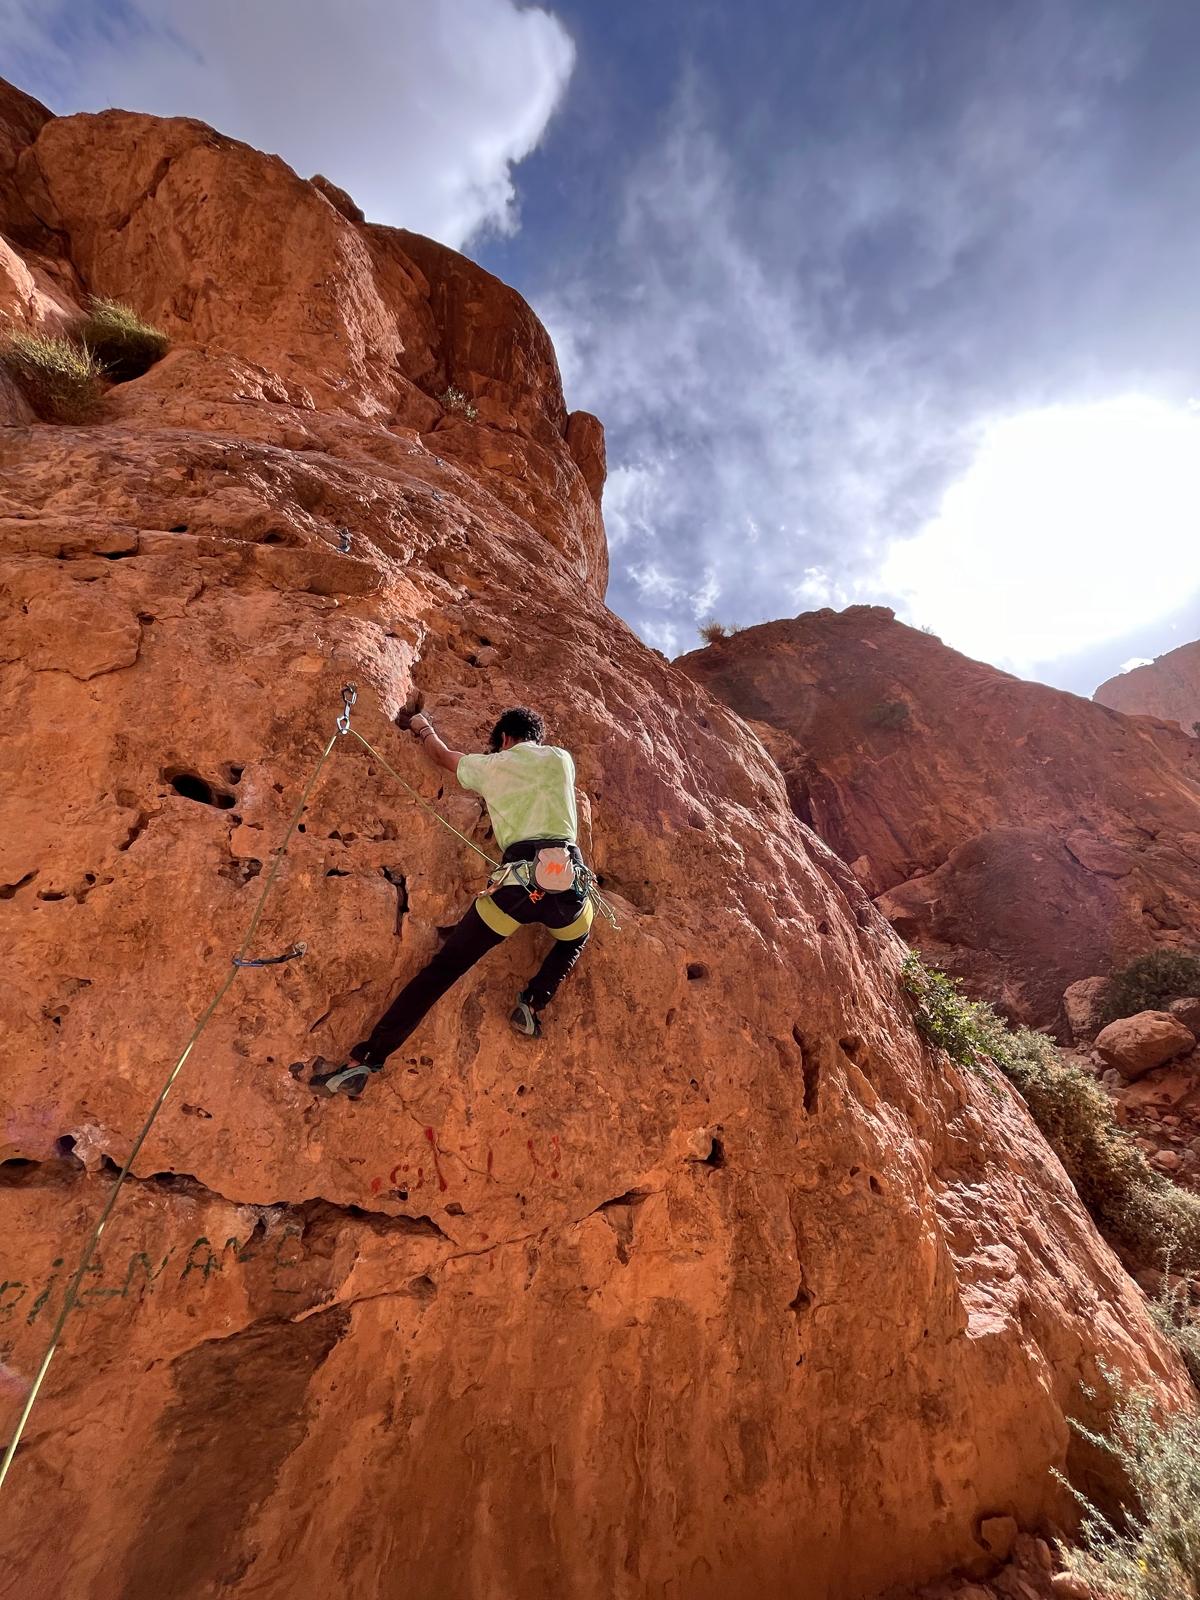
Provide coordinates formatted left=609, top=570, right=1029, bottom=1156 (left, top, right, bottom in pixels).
left=1119, top=656, right=1153, bottom=674
left=2, top=0, right=575, bottom=247
left=792, top=566, right=852, bottom=609
left=540, top=91, right=939, bottom=651
left=881, top=398, right=1200, bottom=674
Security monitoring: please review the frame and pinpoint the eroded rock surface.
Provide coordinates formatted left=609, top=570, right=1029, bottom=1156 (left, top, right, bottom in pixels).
left=679, top=607, right=1200, bottom=1028
left=0, top=81, right=1192, bottom=1600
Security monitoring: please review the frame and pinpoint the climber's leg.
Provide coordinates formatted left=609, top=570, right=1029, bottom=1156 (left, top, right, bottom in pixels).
left=511, top=930, right=590, bottom=1036
left=349, top=903, right=504, bottom=1068
left=525, top=931, right=590, bottom=1009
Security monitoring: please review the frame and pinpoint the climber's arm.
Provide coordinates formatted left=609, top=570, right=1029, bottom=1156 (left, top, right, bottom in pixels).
left=408, top=712, right=464, bottom=775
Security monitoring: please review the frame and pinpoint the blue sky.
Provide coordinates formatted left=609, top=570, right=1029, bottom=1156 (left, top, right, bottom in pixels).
left=7, top=0, right=1200, bottom=695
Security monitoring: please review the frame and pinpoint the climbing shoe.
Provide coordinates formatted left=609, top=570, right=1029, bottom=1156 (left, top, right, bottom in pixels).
left=509, top=995, right=542, bottom=1039
left=309, top=1057, right=380, bottom=1099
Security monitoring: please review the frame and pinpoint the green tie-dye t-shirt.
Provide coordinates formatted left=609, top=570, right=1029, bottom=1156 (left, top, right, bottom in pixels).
left=456, top=743, right=578, bottom=852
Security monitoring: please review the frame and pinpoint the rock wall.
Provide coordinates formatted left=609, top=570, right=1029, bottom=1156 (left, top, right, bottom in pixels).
left=0, top=82, right=1192, bottom=1600
left=1095, top=638, right=1200, bottom=735
left=679, top=608, right=1200, bottom=1030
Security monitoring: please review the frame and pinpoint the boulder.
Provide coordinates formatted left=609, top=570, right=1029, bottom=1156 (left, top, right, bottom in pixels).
left=1168, top=995, right=1200, bottom=1034
left=1095, top=1011, right=1197, bottom=1080
left=1063, top=976, right=1111, bottom=1043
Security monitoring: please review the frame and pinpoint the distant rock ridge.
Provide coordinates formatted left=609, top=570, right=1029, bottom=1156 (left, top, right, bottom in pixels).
left=1095, top=637, right=1200, bottom=734
left=680, top=606, right=1200, bottom=1028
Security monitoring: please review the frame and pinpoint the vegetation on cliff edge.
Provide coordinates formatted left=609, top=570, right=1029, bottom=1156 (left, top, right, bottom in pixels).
left=1, top=330, right=106, bottom=422
left=1059, top=1374, right=1200, bottom=1600
left=77, top=297, right=169, bottom=381
left=901, top=954, right=1200, bottom=1277
left=1099, top=950, right=1200, bottom=1028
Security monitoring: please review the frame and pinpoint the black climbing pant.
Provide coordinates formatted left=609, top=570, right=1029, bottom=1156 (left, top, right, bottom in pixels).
left=350, top=840, right=590, bottom=1068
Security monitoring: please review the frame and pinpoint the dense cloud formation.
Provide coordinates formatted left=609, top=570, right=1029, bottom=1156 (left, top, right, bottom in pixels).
left=516, top=1, right=1200, bottom=685
left=1, top=0, right=575, bottom=246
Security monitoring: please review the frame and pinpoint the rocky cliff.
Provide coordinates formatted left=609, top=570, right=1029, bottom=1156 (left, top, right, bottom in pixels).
left=0, top=82, right=1191, bottom=1600
left=678, top=609, right=1200, bottom=1030
left=1095, top=638, right=1200, bottom=734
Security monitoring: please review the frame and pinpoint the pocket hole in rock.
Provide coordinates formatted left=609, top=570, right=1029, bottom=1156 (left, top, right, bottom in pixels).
left=166, top=770, right=236, bottom=809
left=686, top=962, right=709, bottom=981
left=55, top=1135, right=83, bottom=1166
left=702, top=1135, right=725, bottom=1169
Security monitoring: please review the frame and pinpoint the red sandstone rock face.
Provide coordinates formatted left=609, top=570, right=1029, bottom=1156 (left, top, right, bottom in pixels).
left=679, top=608, right=1200, bottom=1029
left=1095, top=637, right=1200, bottom=734
left=0, top=81, right=1193, bottom=1600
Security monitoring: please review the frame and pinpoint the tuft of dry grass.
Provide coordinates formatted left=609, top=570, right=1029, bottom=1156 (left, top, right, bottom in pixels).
left=698, top=619, right=741, bottom=644
left=1, top=330, right=106, bottom=422
left=77, top=297, right=169, bottom=381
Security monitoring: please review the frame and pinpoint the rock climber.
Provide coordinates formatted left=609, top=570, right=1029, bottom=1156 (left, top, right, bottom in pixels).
left=310, top=706, right=593, bottom=1098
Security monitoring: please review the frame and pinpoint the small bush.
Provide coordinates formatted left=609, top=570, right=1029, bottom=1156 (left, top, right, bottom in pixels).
left=1, top=331, right=106, bottom=422
left=439, top=385, right=478, bottom=421
left=698, top=619, right=741, bottom=644
left=1101, top=950, right=1200, bottom=1027
left=1150, top=1273, right=1200, bottom=1388
left=866, top=700, right=911, bottom=731
left=1059, top=1375, right=1200, bottom=1600
left=77, top=297, right=169, bottom=382
left=901, top=953, right=1200, bottom=1272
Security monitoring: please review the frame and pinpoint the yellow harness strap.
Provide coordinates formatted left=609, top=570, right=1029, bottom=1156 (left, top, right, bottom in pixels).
left=549, top=899, right=594, bottom=941
left=475, top=895, right=521, bottom=938
left=475, top=894, right=594, bottom=941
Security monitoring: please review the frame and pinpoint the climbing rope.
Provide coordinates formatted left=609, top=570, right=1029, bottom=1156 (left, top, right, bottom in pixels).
left=348, top=725, right=501, bottom=867
left=0, top=683, right=617, bottom=1497
left=0, top=719, right=341, bottom=1497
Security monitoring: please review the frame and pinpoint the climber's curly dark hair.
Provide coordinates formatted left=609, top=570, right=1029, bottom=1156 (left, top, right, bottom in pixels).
left=489, top=707, right=545, bottom=752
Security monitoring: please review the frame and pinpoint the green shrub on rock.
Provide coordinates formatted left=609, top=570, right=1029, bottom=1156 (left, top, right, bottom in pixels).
left=1060, top=1375, right=1200, bottom=1600
left=901, top=953, right=1200, bottom=1273
left=1100, top=951, right=1200, bottom=1027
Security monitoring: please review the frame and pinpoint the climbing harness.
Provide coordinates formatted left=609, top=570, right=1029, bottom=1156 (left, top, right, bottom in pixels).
left=0, top=682, right=619, bottom=1497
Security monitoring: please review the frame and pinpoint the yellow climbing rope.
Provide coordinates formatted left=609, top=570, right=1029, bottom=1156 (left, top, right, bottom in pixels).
left=348, top=725, right=501, bottom=867
left=0, top=683, right=615, bottom=1498
left=0, top=723, right=341, bottom=1497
